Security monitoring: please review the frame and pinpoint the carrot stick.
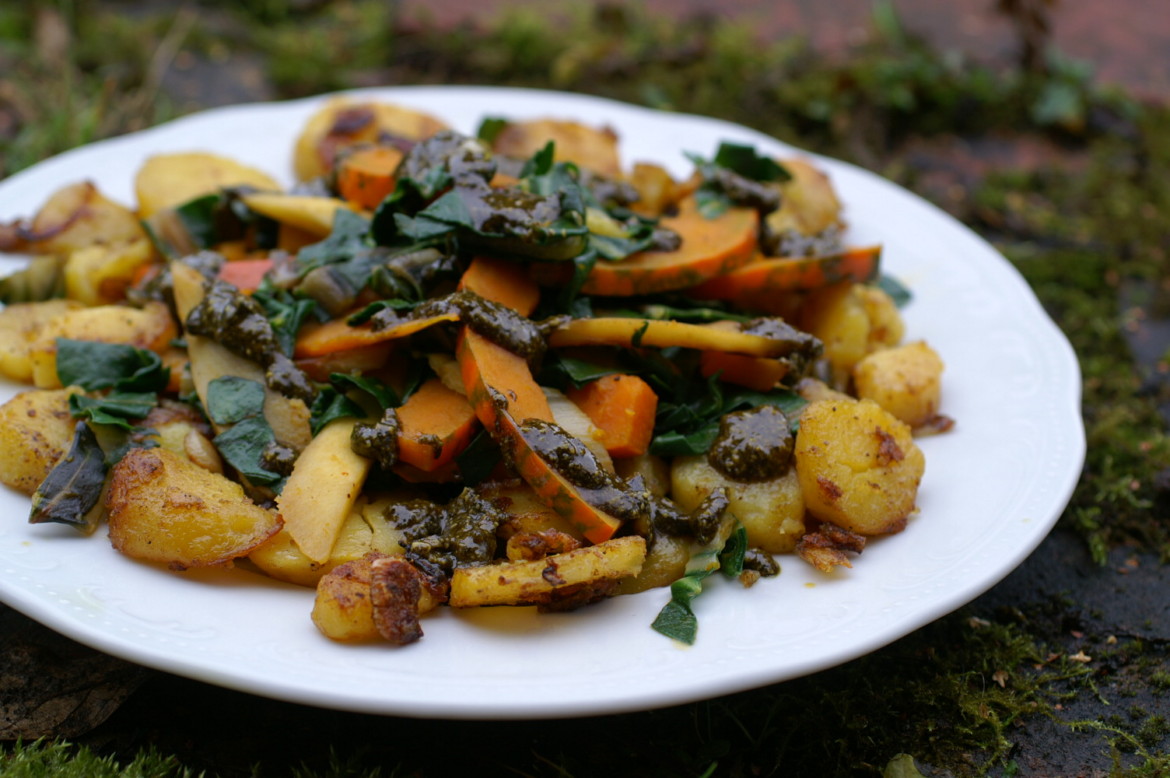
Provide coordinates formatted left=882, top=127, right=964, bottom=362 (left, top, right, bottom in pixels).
left=566, top=374, right=658, bottom=458
left=396, top=377, right=480, bottom=472
left=687, top=244, right=882, bottom=301
left=458, top=255, right=540, bottom=315
left=336, top=146, right=404, bottom=211
left=217, top=258, right=274, bottom=293
left=576, top=198, right=758, bottom=296
left=698, top=351, right=789, bottom=392
left=294, top=311, right=459, bottom=358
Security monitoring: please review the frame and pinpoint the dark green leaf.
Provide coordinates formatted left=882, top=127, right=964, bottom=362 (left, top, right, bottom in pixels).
left=711, top=142, right=790, bottom=182
left=309, top=387, right=366, bottom=435
left=877, top=273, right=913, bottom=307
left=214, top=416, right=282, bottom=487
left=55, top=339, right=169, bottom=393
left=253, top=289, right=318, bottom=357
left=68, top=392, right=157, bottom=430
left=346, top=298, right=418, bottom=325
left=330, top=373, right=399, bottom=410
left=296, top=208, right=372, bottom=273
left=455, top=429, right=502, bottom=486
left=174, top=194, right=225, bottom=250
left=718, top=526, right=748, bottom=578
left=29, top=421, right=108, bottom=532
left=650, top=599, right=698, bottom=644
left=206, top=376, right=266, bottom=425
left=538, top=354, right=619, bottom=389
left=476, top=116, right=508, bottom=144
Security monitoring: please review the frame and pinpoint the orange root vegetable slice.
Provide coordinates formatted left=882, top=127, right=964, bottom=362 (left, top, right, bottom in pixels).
left=395, top=377, right=480, bottom=472
left=336, top=146, right=405, bottom=211
left=494, top=407, right=624, bottom=544
left=579, top=199, right=758, bottom=296
left=457, top=255, right=540, bottom=315
left=294, top=311, right=459, bottom=358
left=565, top=374, right=659, bottom=458
left=456, top=329, right=553, bottom=428
left=547, top=318, right=797, bottom=358
left=295, top=341, right=395, bottom=382
left=687, top=245, right=882, bottom=301
left=217, top=258, right=274, bottom=293
left=699, top=351, right=790, bottom=392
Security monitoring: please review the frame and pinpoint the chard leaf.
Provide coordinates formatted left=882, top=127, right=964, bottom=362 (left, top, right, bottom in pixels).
left=476, top=116, right=508, bottom=144
left=214, top=416, right=282, bottom=487
left=711, top=142, right=790, bottom=182
left=347, top=297, right=417, bottom=326
left=29, top=421, right=108, bottom=533
left=651, top=525, right=747, bottom=644
left=308, top=388, right=366, bottom=435
left=68, top=392, right=157, bottom=430
left=55, top=339, right=169, bottom=393
left=538, top=354, right=619, bottom=389
left=878, top=273, right=913, bottom=307
left=454, top=429, right=502, bottom=486
left=207, top=376, right=266, bottom=425
left=296, top=209, right=372, bottom=274
left=330, top=373, right=399, bottom=410
left=253, top=288, right=318, bottom=357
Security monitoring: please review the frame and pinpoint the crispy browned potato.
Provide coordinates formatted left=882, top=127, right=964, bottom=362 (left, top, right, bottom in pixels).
left=766, top=157, right=844, bottom=241
left=312, top=552, right=442, bottom=642
left=292, top=98, right=449, bottom=181
left=671, top=454, right=806, bottom=554
left=0, top=388, right=82, bottom=495
left=491, top=118, right=622, bottom=178
left=26, top=301, right=178, bottom=389
left=106, top=447, right=282, bottom=570
left=794, top=397, right=925, bottom=536
left=0, top=300, right=85, bottom=383
left=853, top=340, right=945, bottom=428
left=449, top=536, right=646, bottom=609
left=63, top=237, right=155, bottom=306
left=15, top=181, right=146, bottom=255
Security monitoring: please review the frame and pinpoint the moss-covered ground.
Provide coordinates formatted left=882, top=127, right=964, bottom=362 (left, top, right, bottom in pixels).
left=1, top=2, right=1168, bottom=775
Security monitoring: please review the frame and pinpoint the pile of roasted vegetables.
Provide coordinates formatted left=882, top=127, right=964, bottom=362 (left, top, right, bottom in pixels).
left=0, top=98, right=948, bottom=645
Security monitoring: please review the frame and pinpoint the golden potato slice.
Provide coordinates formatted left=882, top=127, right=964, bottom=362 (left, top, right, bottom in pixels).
left=106, top=447, right=282, bottom=569
left=135, top=152, right=281, bottom=219
left=794, top=397, right=925, bottom=536
left=853, top=341, right=945, bottom=428
left=0, top=300, right=85, bottom=383
left=0, top=388, right=82, bottom=495
left=671, top=454, right=805, bottom=554
left=18, top=181, right=146, bottom=255
left=240, top=193, right=357, bottom=238
left=292, top=98, right=449, bottom=181
left=799, top=282, right=903, bottom=387
left=449, top=536, right=646, bottom=608
left=27, top=301, right=178, bottom=388
left=491, top=118, right=622, bottom=178
left=63, top=237, right=156, bottom=306
left=276, top=418, right=371, bottom=564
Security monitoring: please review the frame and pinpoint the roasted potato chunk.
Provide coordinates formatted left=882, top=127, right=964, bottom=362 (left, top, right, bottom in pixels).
left=0, top=300, right=85, bottom=383
left=63, top=237, right=155, bottom=306
left=106, top=447, right=282, bottom=569
left=671, top=454, right=806, bottom=554
left=0, top=388, right=82, bottom=495
left=16, top=181, right=146, bottom=255
left=794, top=397, right=925, bottom=535
left=292, top=98, right=449, bottom=181
left=449, top=536, right=646, bottom=609
left=312, top=552, right=442, bottom=642
left=490, top=118, right=622, bottom=178
left=799, top=282, right=904, bottom=386
left=853, top=341, right=944, bottom=428
left=27, top=301, right=178, bottom=388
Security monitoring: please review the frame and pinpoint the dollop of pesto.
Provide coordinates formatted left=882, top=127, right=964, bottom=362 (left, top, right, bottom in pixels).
left=185, top=279, right=317, bottom=402
left=707, top=405, right=794, bottom=482
left=350, top=407, right=400, bottom=470
left=386, top=490, right=503, bottom=578
left=516, top=418, right=651, bottom=525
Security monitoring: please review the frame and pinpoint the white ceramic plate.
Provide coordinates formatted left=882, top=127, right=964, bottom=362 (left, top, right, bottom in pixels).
left=0, top=87, right=1084, bottom=719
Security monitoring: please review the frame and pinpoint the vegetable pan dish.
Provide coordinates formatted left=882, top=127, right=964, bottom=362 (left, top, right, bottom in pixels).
left=0, top=98, right=949, bottom=646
